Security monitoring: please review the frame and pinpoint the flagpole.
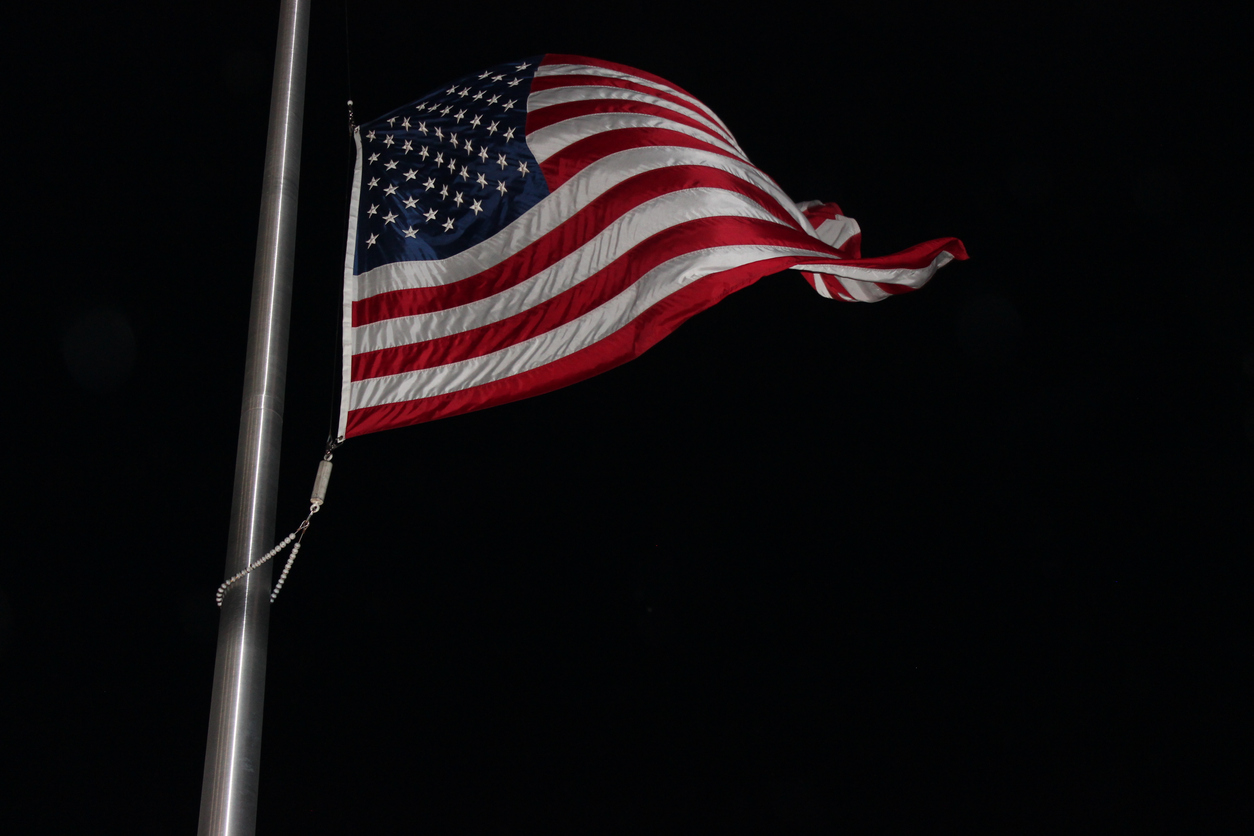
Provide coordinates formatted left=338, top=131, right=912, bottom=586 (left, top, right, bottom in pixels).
left=197, top=0, right=309, bottom=833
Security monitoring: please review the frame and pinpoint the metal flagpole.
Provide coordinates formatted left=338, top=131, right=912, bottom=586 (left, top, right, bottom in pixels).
left=198, top=0, right=310, bottom=833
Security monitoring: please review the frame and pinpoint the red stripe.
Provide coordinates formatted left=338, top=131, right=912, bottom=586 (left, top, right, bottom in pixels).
left=805, top=230, right=861, bottom=261
left=529, top=74, right=733, bottom=142
left=351, top=165, right=805, bottom=326
left=541, top=54, right=709, bottom=112
left=351, top=216, right=826, bottom=381
left=810, top=239, right=969, bottom=299
left=822, top=237, right=968, bottom=271
left=800, top=202, right=847, bottom=228
left=345, top=255, right=808, bottom=437
left=526, top=98, right=726, bottom=147
left=800, top=203, right=860, bottom=257
left=537, top=126, right=747, bottom=190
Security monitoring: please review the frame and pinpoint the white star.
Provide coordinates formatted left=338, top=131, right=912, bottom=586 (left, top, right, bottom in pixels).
left=403, top=195, right=419, bottom=209
left=424, top=208, right=438, bottom=222
left=463, top=139, right=473, bottom=155
left=403, top=226, right=419, bottom=238
left=439, top=184, right=449, bottom=199
left=518, top=161, right=529, bottom=176
left=442, top=218, right=456, bottom=231
left=446, top=85, right=458, bottom=95
left=453, top=191, right=464, bottom=206
left=418, top=146, right=430, bottom=160
left=434, top=127, right=444, bottom=141
left=366, top=233, right=378, bottom=247
left=387, top=117, right=397, bottom=126
left=478, top=70, right=492, bottom=79
left=402, top=117, right=411, bottom=130
left=367, top=204, right=379, bottom=216
left=454, top=109, right=467, bottom=122
left=402, top=140, right=413, bottom=153
left=470, top=114, right=482, bottom=128
left=368, top=152, right=380, bottom=163
left=502, top=99, right=516, bottom=112
left=434, top=152, right=444, bottom=165
left=515, top=62, right=531, bottom=70
left=492, top=74, right=505, bottom=82
left=384, top=159, right=398, bottom=170
left=384, top=184, right=398, bottom=196
left=368, top=177, right=380, bottom=189
left=475, top=172, right=488, bottom=188
left=504, top=127, right=516, bottom=141
left=383, top=134, right=395, bottom=147
left=478, top=147, right=490, bottom=163
left=382, top=211, right=398, bottom=224
left=448, top=132, right=458, bottom=146
left=459, top=87, right=471, bottom=97
left=497, top=154, right=508, bottom=169
left=440, top=105, right=452, bottom=116
left=366, top=130, right=376, bottom=141
left=459, top=165, right=470, bottom=180
left=470, top=199, right=483, bottom=215
left=472, top=90, right=484, bottom=101
left=487, top=94, right=500, bottom=105
left=486, top=121, right=499, bottom=135
left=418, top=121, right=429, bottom=135
left=447, top=159, right=457, bottom=173
left=403, top=169, right=418, bottom=180
left=507, top=78, right=521, bottom=87
left=415, top=103, right=427, bottom=112
left=422, top=177, right=437, bottom=191
left=496, top=180, right=508, bottom=195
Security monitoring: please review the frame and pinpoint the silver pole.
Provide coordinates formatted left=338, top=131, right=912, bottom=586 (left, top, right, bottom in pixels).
left=197, top=0, right=309, bottom=833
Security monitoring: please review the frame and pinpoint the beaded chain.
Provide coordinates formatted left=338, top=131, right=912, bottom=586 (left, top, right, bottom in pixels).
left=215, top=445, right=338, bottom=607
left=215, top=507, right=318, bottom=607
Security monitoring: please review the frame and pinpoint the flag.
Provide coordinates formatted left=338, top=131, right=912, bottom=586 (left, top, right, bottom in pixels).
left=338, top=54, right=967, bottom=438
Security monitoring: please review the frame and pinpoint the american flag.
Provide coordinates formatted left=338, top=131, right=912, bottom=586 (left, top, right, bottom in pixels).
left=338, top=54, right=967, bottom=438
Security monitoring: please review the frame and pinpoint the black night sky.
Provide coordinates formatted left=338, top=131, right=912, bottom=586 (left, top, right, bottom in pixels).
left=6, top=2, right=1250, bottom=832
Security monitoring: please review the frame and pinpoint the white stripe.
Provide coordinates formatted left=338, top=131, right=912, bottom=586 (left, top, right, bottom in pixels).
left=350, top=243, right=835, bottom=410
left=835, top=277, right=888, bottom=302
left=527, top=111, right=745, bottom=165
left=813, top=215, right=860, bottom=250
left=337, top=129, right=366, bottom=440
left=355, top=188, right=793, bottom=352
left=808, top=272, right=833, bottom=299
left=536, top=63, right=715, bottom=115
left=353, top=145, right=812, bottom=300
left=535, top=62, right=740, bottom=152
left=527, top=84, right=735, bottom=147
left=796, top=250, right=956, bottom=287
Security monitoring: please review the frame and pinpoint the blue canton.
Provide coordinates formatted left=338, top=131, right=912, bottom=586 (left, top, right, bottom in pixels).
left=354, top=57, right=547, bottom=274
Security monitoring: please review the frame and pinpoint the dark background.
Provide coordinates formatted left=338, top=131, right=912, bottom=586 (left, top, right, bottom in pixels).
left=5, top=1, right=1250, bottom=832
